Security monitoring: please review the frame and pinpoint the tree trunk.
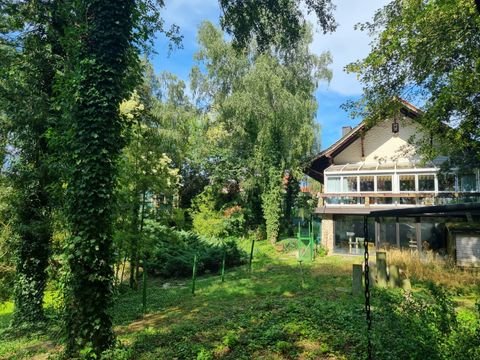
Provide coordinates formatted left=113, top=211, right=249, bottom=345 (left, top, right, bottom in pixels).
left=63, top=1, right=135, bottom=356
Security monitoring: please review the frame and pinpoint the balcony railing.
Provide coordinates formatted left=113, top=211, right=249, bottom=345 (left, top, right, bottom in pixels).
left=319, top=192, right=480, bottom=207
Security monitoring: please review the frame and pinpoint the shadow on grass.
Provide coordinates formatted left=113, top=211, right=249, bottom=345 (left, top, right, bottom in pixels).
left=115, top=258, right=370, bottom=359
left=116, top=255, right=480, bottom=360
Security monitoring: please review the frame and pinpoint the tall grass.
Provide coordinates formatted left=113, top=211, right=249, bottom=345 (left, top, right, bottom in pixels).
left=385, top=249, right=480, bottom=290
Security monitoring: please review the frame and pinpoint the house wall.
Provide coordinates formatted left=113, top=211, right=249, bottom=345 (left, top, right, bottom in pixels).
left=334, top=118, right=421, bottom=164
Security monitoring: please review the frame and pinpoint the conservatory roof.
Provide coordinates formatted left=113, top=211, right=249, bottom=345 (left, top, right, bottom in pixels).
left=324, top=161, right=439, bottom=174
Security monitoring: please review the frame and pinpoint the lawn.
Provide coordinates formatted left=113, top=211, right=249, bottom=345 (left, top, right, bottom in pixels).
left=0, top=240, right=479, bottom=359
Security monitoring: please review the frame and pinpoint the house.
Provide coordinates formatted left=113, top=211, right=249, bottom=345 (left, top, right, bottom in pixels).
left=305, top=100, right=480, bottom=254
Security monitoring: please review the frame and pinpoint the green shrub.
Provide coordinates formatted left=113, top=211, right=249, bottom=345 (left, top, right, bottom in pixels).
left=316, top=245, right=328, bottom=257
left=190, top=188, right=226, bottom=239
left=143, top=220, right=247, bottom=278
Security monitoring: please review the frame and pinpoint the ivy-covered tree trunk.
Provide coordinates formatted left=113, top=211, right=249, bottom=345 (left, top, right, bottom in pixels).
left=283, top=174, right=299, bottom=235
left=63, top=1, right=135, bottom=356
left=262, top=168, right=284, bottom=244
left=13, top=171, right=51, bottom=327
left=129, top=194, right=140, bottom=290
left=2, top=2, right=59, bottom=328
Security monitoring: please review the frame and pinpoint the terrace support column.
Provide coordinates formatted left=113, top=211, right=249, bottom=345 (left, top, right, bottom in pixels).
left=395, top=217, right=400, bottom=247
left=375, top=217, right=380, bottom=249
left=321, top=214, right=334, bottom=253
left=416, top=217, right=422, bottom=253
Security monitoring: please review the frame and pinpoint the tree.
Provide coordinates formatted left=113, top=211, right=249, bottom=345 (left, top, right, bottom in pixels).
left=219, top=0, right=336, bottom=50
left=192, top=22, right=331, bottom=242
left=116, top=88, right=181, bottom=289
left=346, top=0, right=480, bottom=166
left=56, top=0, right=165, bottom=355
left=0, top=1, right=61, bottom=327
left=2, top=0, right=337, bottom=355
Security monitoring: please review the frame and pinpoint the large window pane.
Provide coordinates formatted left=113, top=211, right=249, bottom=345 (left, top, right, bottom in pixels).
left=420, top=217, right=446, bottom=251
left=343, top=176, right=357, bottom=192
left=399, top=217, right=416, bottom=249
left=377, top=176, right=392, bottom=191
left=399, top=175, right=415, bottom=191
left=418, top=175, right=435, bottom=191
left=460, top=174, right=476, bottom=192
left=360, top=176, right=374, bottom=191
left=379, top=217, right=397, bottom=248
left=326, top=177, right=341, bottom=192
left=438, top=173, right=455, bottom=192
left=334, top=215, right=375, bottom=252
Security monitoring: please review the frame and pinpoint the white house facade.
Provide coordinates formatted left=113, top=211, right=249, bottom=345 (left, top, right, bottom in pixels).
left=305, top=101, right=480, bottom=254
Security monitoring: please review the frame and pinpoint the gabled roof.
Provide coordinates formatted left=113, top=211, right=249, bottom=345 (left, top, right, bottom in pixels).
left=304, top=99, right=421, bottom=182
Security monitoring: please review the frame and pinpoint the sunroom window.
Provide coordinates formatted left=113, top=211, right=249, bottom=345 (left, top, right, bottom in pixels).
left=438, top=173, right=455, bottom=192
left=399, top=175, right=415, bottom=191
left=377, top=176, right=392, bottom=192
left=418, top=175, right=435, bottom=191
left=326, top=177, right=341, bottom=193
left=343, top=176, right=358, bottom=192
left=459, top=174, right=476, bottom=192
left=360, top=176, right=374, bottom=191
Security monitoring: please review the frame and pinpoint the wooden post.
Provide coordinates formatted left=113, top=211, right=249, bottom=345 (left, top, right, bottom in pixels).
left=191, top=253, right=197, bottom=295
left=376, top=251, right=387, bottom=288
left=298, top=260, right=305, bottom=289
left=352, top=264, right=363, bottom=295
left=401, top=278, right=412, bottom=292
left=388, top=264, right=400, bottom=288
left=368, top=264, right=377, bottom=288
left=249, top=238, right=255, bottom=273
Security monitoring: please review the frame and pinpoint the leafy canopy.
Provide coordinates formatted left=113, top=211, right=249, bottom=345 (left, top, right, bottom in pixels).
left=347, top=0, right=480, bottom=165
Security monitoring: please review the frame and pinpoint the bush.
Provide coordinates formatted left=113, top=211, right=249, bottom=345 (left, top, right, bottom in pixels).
left=190, top=188, right=246, bottom=240
left=143, top=220, right=247, bottom=278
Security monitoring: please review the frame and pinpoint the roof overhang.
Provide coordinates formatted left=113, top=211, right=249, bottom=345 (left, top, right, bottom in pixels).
left=368, top=202, right=480, bottom=218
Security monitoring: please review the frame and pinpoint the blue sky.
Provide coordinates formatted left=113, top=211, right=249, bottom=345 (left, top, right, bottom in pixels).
left=151, top=0, right=389, bottom=149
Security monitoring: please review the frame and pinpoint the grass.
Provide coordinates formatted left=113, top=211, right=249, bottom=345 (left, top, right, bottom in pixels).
left=385, top=249, right=480, bottom=291
left=0, top=239, right=479, bottom=359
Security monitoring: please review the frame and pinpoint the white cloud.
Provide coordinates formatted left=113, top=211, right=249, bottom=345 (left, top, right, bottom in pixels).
left=310, top=0, right=390, bottom=96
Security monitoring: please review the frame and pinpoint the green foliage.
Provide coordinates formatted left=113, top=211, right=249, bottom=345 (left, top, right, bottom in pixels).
left=0, top=183, right=15, bottom=303
left=58, top=0, right=143, bottom=356
left=143, top=220, right=247, bottom=278
left=190, top=187, right=247, bottom=240
left=261, top=168, right=284, bottom=243
left=0, top=1, right=57, bottom=327
left=219, top=0, right=336, bottom=50
left=347, top=0, right=480, bottom=165
left=293, top=191, right=316, bottom=221
left=0, top=244, right=479, bottom=359
left=190, top=189, right=227, bottom=239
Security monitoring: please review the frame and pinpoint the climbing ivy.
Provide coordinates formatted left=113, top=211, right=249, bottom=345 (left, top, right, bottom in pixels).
left=58, top=0, right=138, bottom=356
left=0, top=1, right=59, bottom=328
left=262, top=168, right=284, bottom=244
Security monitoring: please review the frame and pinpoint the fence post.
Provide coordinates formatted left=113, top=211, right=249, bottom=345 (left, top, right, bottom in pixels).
left=298, top=260, right=305, bottom=288
left=249, top=238, right=255, bottom=273
left=221, top=249, right=226, bottom=283
left=352, top=264, right=363, bottom=295
left=376, top=251, right=387, bottom=288
left=191, top=253, right=197, bottom=295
